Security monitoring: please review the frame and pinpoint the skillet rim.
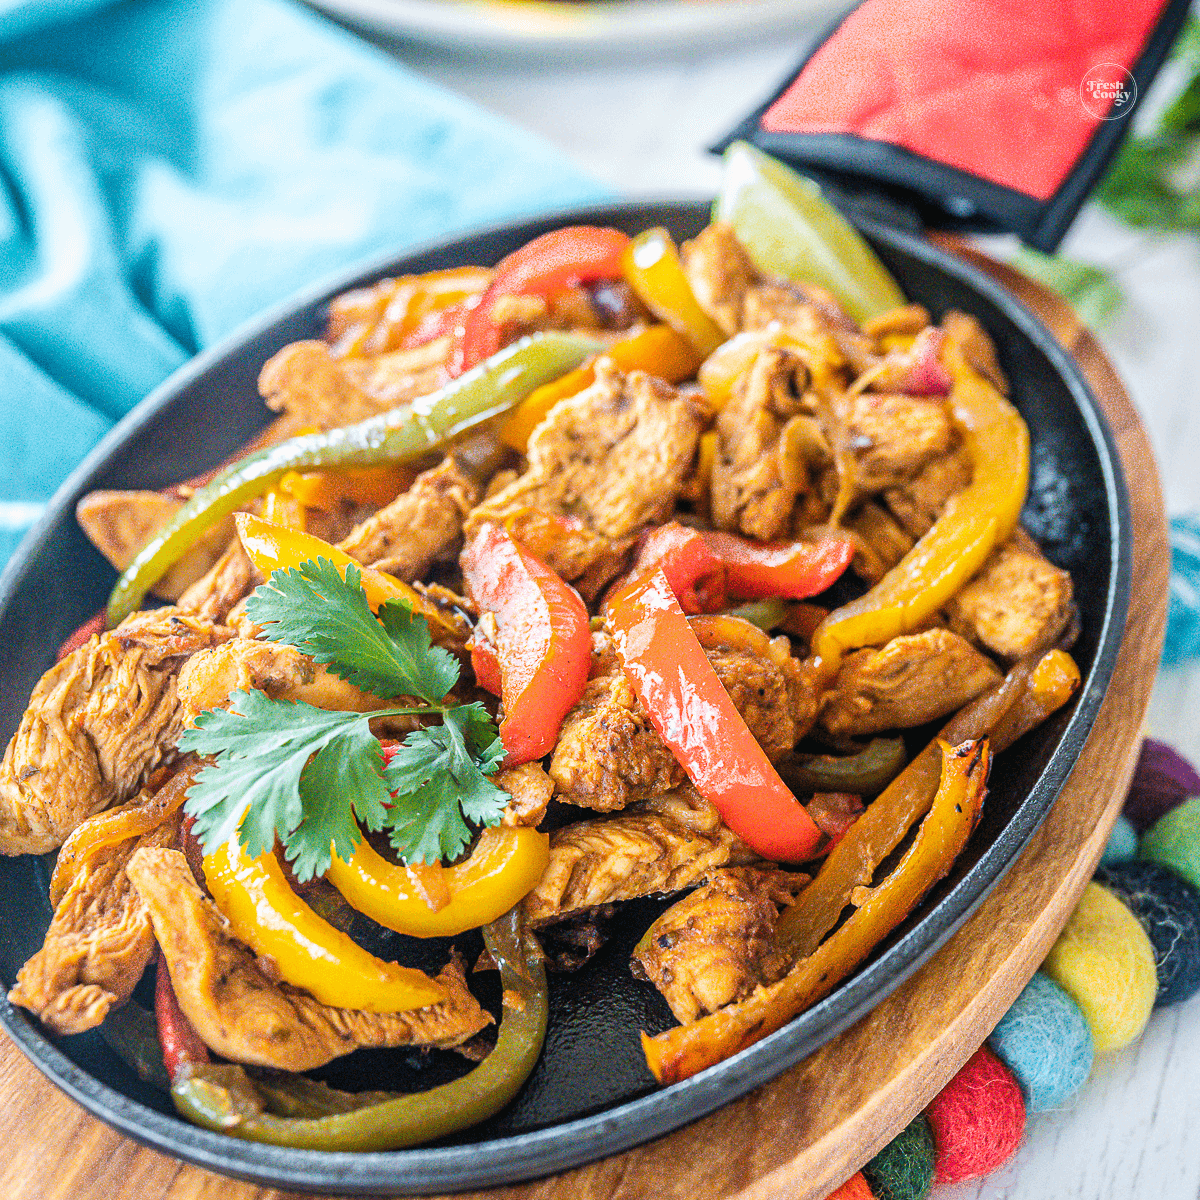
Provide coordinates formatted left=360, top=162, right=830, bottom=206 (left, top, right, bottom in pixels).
left=0, top=197, right=1132, bottom=1194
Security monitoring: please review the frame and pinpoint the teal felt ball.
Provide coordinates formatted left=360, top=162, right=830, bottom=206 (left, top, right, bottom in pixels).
left=1099, top=815, right=1138, bottom=867
left=863, top=1115, right=935, bottom=1200
left=986, top=971, right=1093, bottom=1112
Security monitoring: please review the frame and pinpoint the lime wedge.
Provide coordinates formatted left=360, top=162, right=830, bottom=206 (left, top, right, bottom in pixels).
left=714, top=141, right=906, bottom=323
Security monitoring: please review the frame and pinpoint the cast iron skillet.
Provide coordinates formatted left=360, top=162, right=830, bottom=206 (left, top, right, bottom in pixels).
left=0, top=200, right=1130, bottom=1194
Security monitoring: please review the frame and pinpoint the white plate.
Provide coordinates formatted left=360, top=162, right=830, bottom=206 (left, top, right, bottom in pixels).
left=312, top=0, right=837, bottom=57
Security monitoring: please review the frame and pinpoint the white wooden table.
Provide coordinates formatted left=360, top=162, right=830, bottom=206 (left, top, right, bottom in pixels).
left=372, top=26, right=1200, bottom=1200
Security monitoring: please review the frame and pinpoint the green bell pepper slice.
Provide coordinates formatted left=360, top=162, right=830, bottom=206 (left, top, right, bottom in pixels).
left=107, top=331, right=604, bottom=627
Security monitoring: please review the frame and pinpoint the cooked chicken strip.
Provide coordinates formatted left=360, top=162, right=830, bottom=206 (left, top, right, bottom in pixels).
left=338, top=458, right=480, bottom=582
left=945, top=528, right=1075, bottom=660
left=497, top=762, right=553, bottom=828
left=0, top=608, right=232, bottom=856
left=838, top=391, right=953, bottom=496
left=550, top=628, right=816, bottom=812
left=523, top=787, right=758, bottom=925
left=75, top=491, right=235, bottom=602
left=711, top=345, right=812, bottom=541
left=336, top=337, right=451, bottom=407
left=882, top=445, right=972, bottom=540
left=631, top=867, right=807, bottom=1024
left=177, top=537, right=260, bottom=625
left=177, top=639, right=394, bottom=727
left=845, top=500, right=915, bottom=585
left=819, top=628, right=1003, bottom=738
left=128, top=848, right=491, bottom=1071
left=681, top=222, right=760, bottom=336
left=258, top=341, right=409, bottom=434
left=465, top=363, right=702, bottom=593
left=7, top=768, right=193, bottom=1034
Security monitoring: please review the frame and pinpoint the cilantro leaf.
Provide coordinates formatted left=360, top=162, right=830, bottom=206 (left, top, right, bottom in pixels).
left=384, top=705, right=509, bottom=864
left=180, top=690, right=394, bottom=881
left=245, top=558, right=458, bottom=703
left=184, top=560, right=508, bottom=879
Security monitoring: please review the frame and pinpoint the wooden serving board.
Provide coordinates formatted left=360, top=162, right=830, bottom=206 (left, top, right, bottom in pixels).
left=0, top=250, right=1169, bottom=1200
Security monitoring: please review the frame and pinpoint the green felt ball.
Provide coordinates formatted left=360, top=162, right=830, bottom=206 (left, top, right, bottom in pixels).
left=1140, top=796, right=1200, bottom=892
left=863, top=1115, right=935, bottom=1200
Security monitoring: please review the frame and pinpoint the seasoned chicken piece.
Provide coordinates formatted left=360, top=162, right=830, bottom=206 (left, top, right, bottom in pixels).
left=945, top=528, right=1075, bottom=660
left=7, top=768, right=193, bottom=1034
left=550, top=619, right=817, bottom=812
left=338, top=459, right=480, bottom=582
left=497, top=762, right=553, bottom=828
left=838, top=391, right=953, bottom=496
left=177, top=537, right=259, bottom=624
left=465, top=364, right=702, bottom=591
left=681, top=221, right=760, bottom=336
left=882, top=446, right=972, bottom=539
left=845, top=500, right=915, bottom=585
left=336, top=337, right=451, bottom=407
left=631, top=867, right=807, bottom=1024
left=129, top=848, right=491, bottom=1070
left=711, top=345, right=811, bottom=541
left=0, top=609, right=233, bottom=856
left=75, top=491, right=235, bottom=602
left=523, top=786, right=758, bottom=925
left=550, top=670, right=684, bottom=813
left=177, top=640, right=393, bottom=728
left=819, top=628, right=1003, bottom=738
left=486, top=283, right=631, bottom=344
left=259, top=341, right=401, bottom=434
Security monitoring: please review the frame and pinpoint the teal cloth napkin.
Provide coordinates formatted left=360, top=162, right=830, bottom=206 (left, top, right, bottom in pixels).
left=0, top=0, right=606, bottom=566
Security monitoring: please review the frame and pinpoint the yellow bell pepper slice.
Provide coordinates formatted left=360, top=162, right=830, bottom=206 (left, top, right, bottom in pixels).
left=642, top=737, right=990, bottom=1084
left=279, top=464, right=414, bottom=512
left=621, top=228, right=726, bottom=356
left=499, top=324, right=702, bottom=452
left=262, top=487, right=307, bottom=532
left=327, top=826, right=550, bottom=938
left=812, top=334, right=1029, bottom=665
left=203, top=833, right=446, bottom=1013
left=235, top=513, right=457, bottom=639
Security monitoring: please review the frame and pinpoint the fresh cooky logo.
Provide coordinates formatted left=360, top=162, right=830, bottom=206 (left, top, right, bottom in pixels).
left=1080, top=63, right=1137, bottom=121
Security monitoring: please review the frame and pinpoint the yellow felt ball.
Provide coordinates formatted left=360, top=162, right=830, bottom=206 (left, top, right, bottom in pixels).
left=1042, top=883, right=1157, bottom=1053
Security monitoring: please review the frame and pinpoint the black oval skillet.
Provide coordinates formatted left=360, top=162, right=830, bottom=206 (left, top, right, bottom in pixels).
left=0, top=199, right=1131, bottom=1195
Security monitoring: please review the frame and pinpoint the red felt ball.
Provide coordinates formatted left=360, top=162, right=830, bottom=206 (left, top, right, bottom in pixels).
left=825, top=1171, right=875, bottom=1200
left=926, top=1046, right=1026, bottom=1184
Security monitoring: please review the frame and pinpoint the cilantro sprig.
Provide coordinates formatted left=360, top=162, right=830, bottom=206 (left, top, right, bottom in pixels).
left=180, top=559, right=507, bottom=879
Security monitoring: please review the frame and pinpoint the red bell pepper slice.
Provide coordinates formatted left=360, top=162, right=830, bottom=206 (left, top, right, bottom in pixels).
left=155, top=951, right=210, bottom=1081
left=455, top=226, right=631, bottom=375
left=610, top=522, right=854, bottom=614
left=621, top=523, right=727, bottom=614
left=702, top=531, right=854, bottom=600
left=461, top=522, right=591, bottom=765
left=608, top=566, right=823, bottom=863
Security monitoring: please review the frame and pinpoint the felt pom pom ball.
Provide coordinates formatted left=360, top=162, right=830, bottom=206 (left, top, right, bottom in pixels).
left=1100, top=814, right=1138, bottom=867
left=863, top=1115, right=935, bottom=1200
left=1124, top=739, right=1200, bottom=832
left=826, top=1172, right=875, bottom=1199
left=987, top=971, right=1093, bottom=1111
left=1097, top=861, right=1200, bottom=1006
left=926, top=1046, right=1025, bottom=1183
left=1042, top=882, right=1157, bottom=1052
left=1140, top=796, right=1200, bottom=892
